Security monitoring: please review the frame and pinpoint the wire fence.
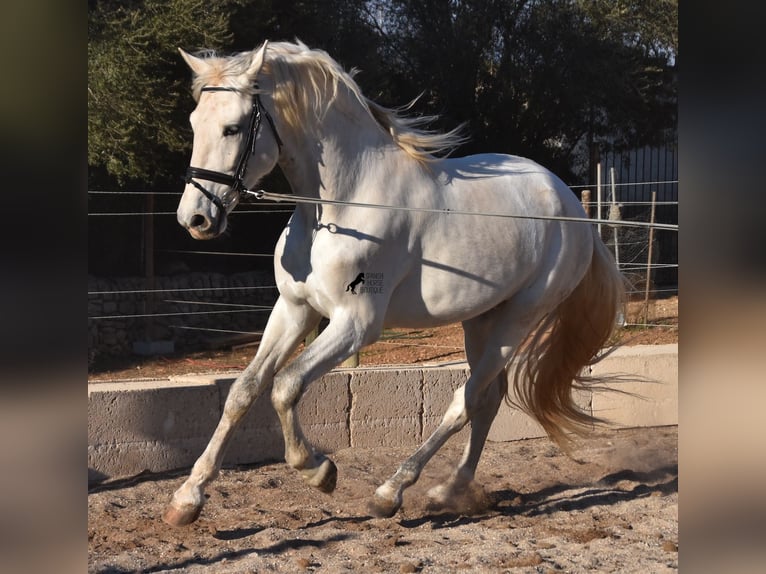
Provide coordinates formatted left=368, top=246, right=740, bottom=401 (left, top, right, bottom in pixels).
left=88, top=170, right=677, bottom=370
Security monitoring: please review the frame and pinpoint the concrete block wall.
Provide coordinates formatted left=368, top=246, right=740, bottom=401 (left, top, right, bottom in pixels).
left=350, top=369, right=424, bottom=448
left=88, top=344, right=677, bottom=483
left=88, top=378, right=222, bottom=483
left=590, top=344, right=679, bottom=427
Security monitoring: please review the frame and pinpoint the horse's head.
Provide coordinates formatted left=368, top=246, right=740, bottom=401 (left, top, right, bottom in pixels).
left=177, top=42, right=281, bottom=239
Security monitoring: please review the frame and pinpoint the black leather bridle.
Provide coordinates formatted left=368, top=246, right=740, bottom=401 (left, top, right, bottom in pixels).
left=184, top=85, right=283, bottom=212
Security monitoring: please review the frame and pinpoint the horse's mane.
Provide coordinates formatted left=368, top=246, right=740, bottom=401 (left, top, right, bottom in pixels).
left=190, top=40, right=467, bottom=164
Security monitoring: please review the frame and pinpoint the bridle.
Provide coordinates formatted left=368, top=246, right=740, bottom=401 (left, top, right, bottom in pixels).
left=184, top=85, right=283, bottom=212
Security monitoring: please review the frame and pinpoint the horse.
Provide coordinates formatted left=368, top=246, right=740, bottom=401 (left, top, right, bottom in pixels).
left=164, top=39, right=624, bottom=526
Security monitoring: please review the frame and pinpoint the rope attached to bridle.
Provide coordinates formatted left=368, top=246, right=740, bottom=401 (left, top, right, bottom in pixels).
left=243, top=189, right=678, bottom=231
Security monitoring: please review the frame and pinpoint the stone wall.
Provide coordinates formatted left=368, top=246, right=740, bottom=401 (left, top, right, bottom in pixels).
left=88, top=270, right=278, bottom=366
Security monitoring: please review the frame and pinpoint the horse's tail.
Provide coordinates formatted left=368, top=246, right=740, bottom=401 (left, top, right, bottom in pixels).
left=507, top=228, right=626, bottom=449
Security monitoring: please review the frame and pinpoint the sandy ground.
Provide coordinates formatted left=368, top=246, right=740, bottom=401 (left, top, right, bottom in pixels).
left=88, top=425, right=677, bottom=573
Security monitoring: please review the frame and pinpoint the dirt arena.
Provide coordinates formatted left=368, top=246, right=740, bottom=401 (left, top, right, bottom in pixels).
left=89, top=425, right=677, bottom=573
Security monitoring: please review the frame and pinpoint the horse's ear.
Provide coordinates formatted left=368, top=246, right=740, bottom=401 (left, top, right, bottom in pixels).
left=178, top=48, right=208, bottom=76
left=246, top=40, right=269, bottom=79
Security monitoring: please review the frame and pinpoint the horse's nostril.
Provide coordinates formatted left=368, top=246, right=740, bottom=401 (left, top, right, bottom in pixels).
left=190, top=214, right=207, bottom=229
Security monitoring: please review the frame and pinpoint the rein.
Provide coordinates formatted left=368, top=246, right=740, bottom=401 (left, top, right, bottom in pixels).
left=185, top=85, right=283, bottom=212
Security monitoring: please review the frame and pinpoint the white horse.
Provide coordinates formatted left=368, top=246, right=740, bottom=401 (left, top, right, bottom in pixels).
left=165, top=40, right=624, bottom=526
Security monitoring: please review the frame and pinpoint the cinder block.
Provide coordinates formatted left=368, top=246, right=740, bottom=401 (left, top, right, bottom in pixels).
left=88, top=437, right=211, bottom=481
left=297, top=372, right=351, bottom=426
left=88, top=378, right=220, bottom=445
left=488, top=401, right=547, bottom=442
left=222, top=424, right=286, bottom=466
left=211, top=371, right=352, bottom=465
left=422, top=366, right=470, bottom=441
left=298, top=371, right=351, bottom=453
left=88, top=379, right=220, bottom=479
left=489, top=345, right=678, bottom=441
left=590, top=344, right=678, bottom=427
left=350, top=369, right=423, bottom=448
left=212, top=376, right=285, bottom=466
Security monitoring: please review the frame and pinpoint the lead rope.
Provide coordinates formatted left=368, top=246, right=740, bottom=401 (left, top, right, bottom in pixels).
left=243, top=189, right=678, bottom=231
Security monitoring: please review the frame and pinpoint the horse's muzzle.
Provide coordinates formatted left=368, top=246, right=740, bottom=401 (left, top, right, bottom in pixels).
left=178, top=210, right=226, bottom=240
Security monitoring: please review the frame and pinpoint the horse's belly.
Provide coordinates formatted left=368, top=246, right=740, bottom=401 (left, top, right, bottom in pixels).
left=381, top=213, right=544, bottom=327
left=383, top=264, right=527, bottom=328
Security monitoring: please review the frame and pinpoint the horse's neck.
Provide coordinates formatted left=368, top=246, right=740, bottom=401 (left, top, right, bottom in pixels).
left=278, top=106, right=395, bottom=202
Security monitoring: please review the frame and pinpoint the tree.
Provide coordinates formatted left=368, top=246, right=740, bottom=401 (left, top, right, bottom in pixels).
left=88, top=0, right=383, bottom=189
left=365, top=0, right=677, bottom=183
left=88, top=0, right=236, bottom=188
left=88, top=0, right=677, bottom=189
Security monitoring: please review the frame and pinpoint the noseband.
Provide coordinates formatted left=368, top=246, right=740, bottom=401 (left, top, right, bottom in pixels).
left=185, top=85, right=283, bottom=212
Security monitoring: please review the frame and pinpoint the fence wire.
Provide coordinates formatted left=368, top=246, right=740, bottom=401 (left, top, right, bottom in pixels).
left=88, top=177, right=677, bottom=363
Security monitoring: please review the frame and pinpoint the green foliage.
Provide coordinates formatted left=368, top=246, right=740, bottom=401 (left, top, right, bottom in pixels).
left=367, top=0, right=677, bottom=181
left=88, top=0, right=236, bottom=186
left=88, top=0, right=677, bottom=188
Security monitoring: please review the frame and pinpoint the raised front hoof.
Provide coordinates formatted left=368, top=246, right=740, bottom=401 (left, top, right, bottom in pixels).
left=303, top=457, right=338, bottom=494
left=368, top=494, right=401, bottom=519
left=162, top=503, right=202, bottom=527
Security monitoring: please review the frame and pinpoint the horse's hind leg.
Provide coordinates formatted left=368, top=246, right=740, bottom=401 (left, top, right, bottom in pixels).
left=163, top=297, right=320, bottom=527
left=426, top=316, right=505, bottom=512
left=369, top=306, right=534, bottom=518
left=426, top=374, right=504, bottom=513
left=369, top=365, right=502, bottom=518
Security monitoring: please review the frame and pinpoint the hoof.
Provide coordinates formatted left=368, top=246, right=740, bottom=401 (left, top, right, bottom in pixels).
left=368, top=493, right=400, bottom=519
left=303, top=458, right=337, bottom=494
left=162, top=503, right=202, bottom=527
left=426, top=481, right=492, bottom=515
left=426, top=484, right=450, bottom=509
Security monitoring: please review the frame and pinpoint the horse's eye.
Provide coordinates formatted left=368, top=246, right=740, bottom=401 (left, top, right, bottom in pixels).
left=223, top=125, right=241, bottom=137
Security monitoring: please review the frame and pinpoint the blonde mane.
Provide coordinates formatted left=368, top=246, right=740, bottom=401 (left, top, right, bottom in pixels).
left=190, top=40, right=467, bottom=164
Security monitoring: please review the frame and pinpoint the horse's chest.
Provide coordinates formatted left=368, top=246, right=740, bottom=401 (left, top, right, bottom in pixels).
left=275, top=241, right=358, bottom=315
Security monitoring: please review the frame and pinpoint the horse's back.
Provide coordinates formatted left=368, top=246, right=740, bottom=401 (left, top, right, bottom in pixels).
left=432, top=153, right=591, bottom=266
left=382, top=153, right=594, bottom=326
left=439, top=153, right=581, bottom=213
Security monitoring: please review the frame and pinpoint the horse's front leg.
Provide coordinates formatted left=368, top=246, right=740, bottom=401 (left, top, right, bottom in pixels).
left=270, top=311, right=377, bottom=493
left=163, top=297, right=320, bottom=526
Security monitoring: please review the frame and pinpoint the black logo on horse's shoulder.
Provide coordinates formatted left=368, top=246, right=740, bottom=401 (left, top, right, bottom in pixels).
left=345, top=273, right=365, bottom=294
